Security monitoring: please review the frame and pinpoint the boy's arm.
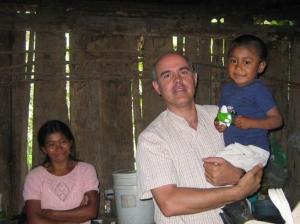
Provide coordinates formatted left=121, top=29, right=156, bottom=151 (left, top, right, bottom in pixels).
left=234, top=107, right=283, bottom=130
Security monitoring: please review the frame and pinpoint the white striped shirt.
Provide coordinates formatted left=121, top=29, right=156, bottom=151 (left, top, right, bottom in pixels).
left=137, top=105, right=225, bottom=224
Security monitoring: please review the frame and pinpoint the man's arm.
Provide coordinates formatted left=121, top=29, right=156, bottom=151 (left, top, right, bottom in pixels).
left=234, top=107, right=283, bottom=130
left=151, top=165, right=262, bottom=217
left=25, top=190, right=98, bottom=224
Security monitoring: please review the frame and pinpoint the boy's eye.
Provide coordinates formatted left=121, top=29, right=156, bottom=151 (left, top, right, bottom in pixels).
left=229, top=58, right=237, bottom=64
left=244, top=60, right=251, bottom=65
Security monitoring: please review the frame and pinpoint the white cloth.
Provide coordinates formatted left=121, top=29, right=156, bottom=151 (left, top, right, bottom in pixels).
left=216, top=142, right=270, bottom=171
left=137, top=105, right=225, bottom=224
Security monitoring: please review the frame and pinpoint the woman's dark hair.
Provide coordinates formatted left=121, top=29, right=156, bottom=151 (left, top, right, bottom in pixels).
left=228, top=34, right=268, bottom=61
left=37, top=120, right=77, bottom=164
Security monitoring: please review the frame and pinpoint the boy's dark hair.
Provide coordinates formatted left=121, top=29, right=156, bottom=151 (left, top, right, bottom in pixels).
left=37, top=120, right=77, bottom=164
left=228, top=34, right=268, bottom=61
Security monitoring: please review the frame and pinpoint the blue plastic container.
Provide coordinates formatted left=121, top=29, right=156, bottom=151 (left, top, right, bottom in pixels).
left=253, top=199, right=284, bottom=223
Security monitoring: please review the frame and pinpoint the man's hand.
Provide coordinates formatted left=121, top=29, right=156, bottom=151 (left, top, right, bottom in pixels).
left=203, top=157, right=243, bottom=186
left=214, top=119, right=227, bottom=133
left=234, top=115, right=253, bottom=129
left=235, top=164, right=263, bottom=199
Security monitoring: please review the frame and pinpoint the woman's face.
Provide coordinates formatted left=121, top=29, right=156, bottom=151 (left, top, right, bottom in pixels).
left=42, top=132, right=72, bottom=164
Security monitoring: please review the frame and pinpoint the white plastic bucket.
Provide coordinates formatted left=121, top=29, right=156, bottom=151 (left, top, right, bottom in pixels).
left=112, top=170, right=154, bottom=224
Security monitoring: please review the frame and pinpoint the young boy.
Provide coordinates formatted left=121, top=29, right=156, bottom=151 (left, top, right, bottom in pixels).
left=214, top=34, right=283, bottom=171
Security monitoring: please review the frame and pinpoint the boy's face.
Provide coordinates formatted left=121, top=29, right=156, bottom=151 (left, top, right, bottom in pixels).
left=228, top=46, right=266, bottom=87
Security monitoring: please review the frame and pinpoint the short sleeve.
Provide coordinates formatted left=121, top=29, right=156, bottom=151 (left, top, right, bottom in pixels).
left=23, top=167, right=43, bottom=201
left=255, top=84, right=276, bottom=113
left=80, top=163, right=99, bottom=193
left=136, top=131, right=177, bottom=200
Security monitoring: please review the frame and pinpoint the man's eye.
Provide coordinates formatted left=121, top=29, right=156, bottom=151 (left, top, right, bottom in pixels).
left=162, top=73, right=171, bottom=79
left=244, top=60, right=251, bottom=65
left=179, top=69, right=190, bottom=75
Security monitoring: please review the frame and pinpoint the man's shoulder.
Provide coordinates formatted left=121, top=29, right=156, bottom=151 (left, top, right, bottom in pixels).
left=196, top=104, right=219, bottom=115
left=140, top=110, right=167, bottom=137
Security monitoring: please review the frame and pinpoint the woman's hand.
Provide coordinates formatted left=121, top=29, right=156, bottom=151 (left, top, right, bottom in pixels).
left=80, top=193, right=89, bottom=207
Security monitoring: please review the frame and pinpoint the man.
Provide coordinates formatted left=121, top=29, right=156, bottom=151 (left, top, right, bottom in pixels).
left=136, top=52, right=263, bottom=223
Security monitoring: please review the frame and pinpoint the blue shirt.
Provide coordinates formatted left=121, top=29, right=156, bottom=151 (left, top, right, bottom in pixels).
left=219, top=79, right=276, bottom=151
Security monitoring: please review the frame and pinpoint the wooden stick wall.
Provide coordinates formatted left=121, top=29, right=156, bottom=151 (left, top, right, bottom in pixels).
left=0, top=13, right=299, bottom=216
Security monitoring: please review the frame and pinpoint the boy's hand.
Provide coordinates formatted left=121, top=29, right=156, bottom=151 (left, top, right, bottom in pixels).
left=214, top=119, right=227, bottom=132
left=234, top=115, right=253, bottom=129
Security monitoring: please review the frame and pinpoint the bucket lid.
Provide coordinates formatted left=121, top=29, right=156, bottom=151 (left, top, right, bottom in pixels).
left=112, top=169, right=136, bottom=177
left=112, top=169, right=137, bottom=186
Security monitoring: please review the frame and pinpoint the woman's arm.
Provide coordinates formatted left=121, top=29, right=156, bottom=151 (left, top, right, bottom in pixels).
left=25, top=200, right=78, bottom=224
left=41, top=190, right=98, bottom=223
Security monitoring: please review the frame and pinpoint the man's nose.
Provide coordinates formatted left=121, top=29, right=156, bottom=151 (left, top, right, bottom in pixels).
left=173, top=71, right=182, bottom=82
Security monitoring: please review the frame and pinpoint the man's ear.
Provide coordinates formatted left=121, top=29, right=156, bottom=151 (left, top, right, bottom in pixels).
left=258, top=61, right=267, bottom=74
left=152, top=80, right=161, bottom=95
left=41, top=147, right=47, bottom=154
left=193, top=72, right=198, bottom=86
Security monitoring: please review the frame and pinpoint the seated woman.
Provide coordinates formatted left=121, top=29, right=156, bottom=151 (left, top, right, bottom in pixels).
left=23, top=120, right=99, bottom=224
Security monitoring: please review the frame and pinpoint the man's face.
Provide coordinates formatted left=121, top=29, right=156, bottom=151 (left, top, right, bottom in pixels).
left=152, top=54, right=197, bottom=110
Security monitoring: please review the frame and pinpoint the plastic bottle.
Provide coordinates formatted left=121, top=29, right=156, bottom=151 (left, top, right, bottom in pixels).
left=104, top=189, right=115, bottom=223
left=0, top=193, right=5, bottom=220
left=105, top=189, right=114, bottom=213
left=217, top=105, right=235, bottom=127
